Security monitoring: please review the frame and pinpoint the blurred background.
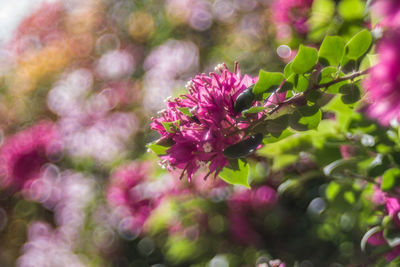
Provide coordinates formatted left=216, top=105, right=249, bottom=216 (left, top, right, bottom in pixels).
left=0, top=0, right=376, bottom=266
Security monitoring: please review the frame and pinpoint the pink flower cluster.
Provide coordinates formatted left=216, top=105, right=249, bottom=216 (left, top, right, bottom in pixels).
left=368, top=188, right=400, bottom=261
left=271, top=0, right=314, bottom=37
left=0, top=121, right=61, bottom=191
left=106, top=163, right=165, bottom=236
left=363, top=1, right=400, bottom=125
left=363, top=32, right=400, bottom=125
left=151, top=63, right=257, bottom=181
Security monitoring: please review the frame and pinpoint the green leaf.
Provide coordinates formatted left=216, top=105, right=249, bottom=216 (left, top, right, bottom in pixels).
left=382, top=168, right=400, bottom=192
left=161, top=121, right=180, bottom=133
left=319, top=36, right=345, bottom=66
left=291, top=45, right=318, bottom=74
left=319, top=67, right=337, bottom=84
left=289, top=105, right=322, bottom=131
left=339, top=83, right=361, bottom=104
left=177, top=107, right=192, bottom=116
left=253, top=70, right=284, bottom=95
left=318, top=67, right=347, bottom=93
left=338, top=0, right=365, bottom=20
left=345, top=30, right=372, bottom=60
left=294, top=74, right=309, bottom=93
left=284, top=62, right=293, bottom=78
left=219, top=159, right=250, bottom=188
left=146, top=142, right=169, bottom=156
left=344, top=191, right=355, bottom=204
left=242, top=106, right=267, bottom=115
left=326, top=181, right=340, bottom=201
left=361, top=226, right=382, bottom=252
left=252, top=115, right=290, bottom=137
left=360, top=54, right=378, bottom=71
left=308, top=0, right=335, bottom=41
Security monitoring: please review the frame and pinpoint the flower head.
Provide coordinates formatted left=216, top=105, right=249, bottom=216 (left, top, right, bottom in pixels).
left=0, top=121, right=61, bottom=191
left=151, top=63, right=257, bottom=181
left=363, top=31, right=400, bottom=125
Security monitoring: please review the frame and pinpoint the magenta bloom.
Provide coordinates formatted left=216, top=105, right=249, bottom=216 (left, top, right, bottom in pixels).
left=363, top=32, right=400, bottom=125
left=367, top=187, right=400, bottom=262
left=227, top=186, right=278, bottom=245
left=107, top=163, right=162, bottom=235
left=151, top=63, right=258, bottom=181
left=271, top=0, right=314, bottom=36
left=0, top=121, right=60, bottom=191
left=373, top=0, right=400, bottom=28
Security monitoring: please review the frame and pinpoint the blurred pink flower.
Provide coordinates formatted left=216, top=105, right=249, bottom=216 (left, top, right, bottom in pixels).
left=368, top=187, right=400, bottom=262
left=271, top=0, right=314, bottom=36
left=373, top=0, right=400, bottom=28
left=363, top=32, right=400, bottom=125
left=107, top=163, right=163, bottom=235
left=151, top=63, right=257, bottom=181
left=227, top=186, right=278, bottom=245
left=0, top=121, right=61, bottom=191
left=339, top=145, right=358, bottom=160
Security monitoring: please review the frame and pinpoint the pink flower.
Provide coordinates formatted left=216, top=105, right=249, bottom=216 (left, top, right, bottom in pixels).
left=0, top=121, right=61, bottom=191
left=373, top=0, right=400, bottom=28
left=271, top=0, right=314, bottom=36
left=227, top=186, right=278, bottom=245
left=367, top=187, right=400, bottom=262
left=106, top=163, right=163, bottom=235
left=363, top=31, right=400, bottom=125
left=151, top=63, right=258, bottom=181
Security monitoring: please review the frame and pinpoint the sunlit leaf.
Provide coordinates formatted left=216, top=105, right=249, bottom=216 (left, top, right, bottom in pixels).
left=345, top=30, right=372, bottom=60
left=219, top=159, right=250, bottom=188
left=319, top=36, right=345, bottom=66
left=291, top=45, right=319, bottom=74
left=253, top=70, right=284, bottom=95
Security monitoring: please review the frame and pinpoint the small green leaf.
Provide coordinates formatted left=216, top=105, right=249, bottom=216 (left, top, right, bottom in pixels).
left=253, top=70, right=284, bottom=95
left=319, top=67, right=338, bottom=84
left=382, top=168, right=400, bottom=192
left=219, top=159, right=250, bottom=188
left=360, top=54, right=378, bottom=71
left=252, top=115, right=290, bottom=137
left=339, top=83, right=361, bottom=104
left=291, top=45, right=318, bottom=74
left=242, top=106, right=267, bottom=115
left=284, top=62, right=293, bottom=78
left=318, top=67, right=348, bottom=93
left=338, top=0, right=365, bottom=20
left=344, top=191, right=355, bottom=204
left=147, top=142, right=169, bottom=156
left=326, top=181, right=340, bottom=201
left=319, top=36, right=345, bottom=66
left=294, top=74, right=309, bottom=93
left=289, top=105, right=322, bottom=131
left=177, top=107, right=192, bottom=116
left=346, top=30, right=372, bottom=60
left=161, top=121, right=180, bottom=133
